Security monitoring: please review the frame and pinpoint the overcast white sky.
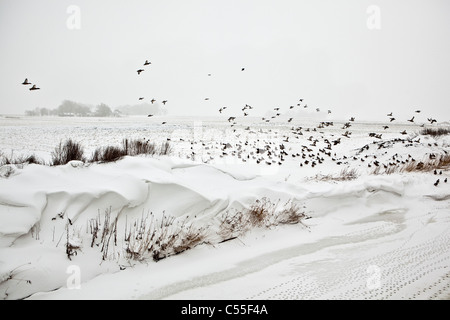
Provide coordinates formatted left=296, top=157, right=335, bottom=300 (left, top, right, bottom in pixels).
left=0, top=0, right=449, bottom=121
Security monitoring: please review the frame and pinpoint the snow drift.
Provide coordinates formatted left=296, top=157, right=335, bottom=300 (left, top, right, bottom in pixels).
left=2, top=154, right=448, bottom=300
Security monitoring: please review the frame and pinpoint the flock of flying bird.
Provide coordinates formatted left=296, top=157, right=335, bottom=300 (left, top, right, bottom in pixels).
left=21, top=60, right=447, bottom=187
left=134, top=59, right=441, bottom=136
left=176, top=104, right=447, bottom=188
left=134, top=59, right=169, bottom=119
left=21, top=78, right=40, bottom=91
left=139, top=62, right=445, bottom=188
left=137, top=61, right=247, bottom=121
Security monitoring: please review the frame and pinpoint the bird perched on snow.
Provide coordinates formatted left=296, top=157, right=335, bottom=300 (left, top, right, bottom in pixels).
left=407, top=116, right=415, bottom=123
left=137, top=69, right=144, bottom=75
left=139, top=97, right=144, bottom=101
left=22, top=78, right=31, bottom=85
left=383, top=126, right=389, bottom=130
left=144, top=60, right=151, bottom=66
left=219, top=107, right=227, bottom=113
left=390, top=117, right=396, bottom=122
left=434, top=179, right=440, bottom=187
left=162, top=100, right=168, bottom=105
left=415, top=110, right=421, bottom=113
left=241, top=67, right=245, bottom=71
left=151, top=99, right=156, bottom=104
left=29, top=84, right=40, bottom=91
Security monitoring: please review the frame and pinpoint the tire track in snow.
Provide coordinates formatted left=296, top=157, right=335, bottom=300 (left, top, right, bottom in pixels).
left=145, top=199, right=450, bottom=300
left=246, top=206, right=450, bottom=300
left=140, top=218, right=406, bottom=300
left=247, top=228, right=450, bottom=300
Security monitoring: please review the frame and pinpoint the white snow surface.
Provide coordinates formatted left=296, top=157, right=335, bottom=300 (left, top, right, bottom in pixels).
left=0, top=116, right=449, bottom=300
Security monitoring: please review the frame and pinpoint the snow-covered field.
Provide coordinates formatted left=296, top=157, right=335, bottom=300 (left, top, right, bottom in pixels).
left=0, top=115, right=449, bottom=300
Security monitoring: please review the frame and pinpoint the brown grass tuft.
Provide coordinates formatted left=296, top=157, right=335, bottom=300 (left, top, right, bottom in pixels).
left=90, top=139, right=173, bottom=163
left=124, top=213, right=206, bottom=262
left=217, top=198, right=308, bottom=243
left=90, top=146, right=127, bottom=163
left=51, top=139, right=85, bottom=166
left=276, top=201, right=307, bottom=225
left=312, top=167, right=359, bottom=182
left=0, top=152, right=44, bottom=167
left=420, top=127, right=450, bottom=137
left=247, top=198, right=275, bottom=227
